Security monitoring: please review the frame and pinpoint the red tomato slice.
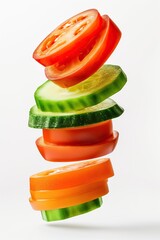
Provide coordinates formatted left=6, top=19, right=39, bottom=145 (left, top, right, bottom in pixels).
left=45, top=15, right=121, bottom=87
left=29, top=180, right=109, bottom=210
left=33, top=9, right=103, bottom=66
left=43, top=120, right=113, bottom=145
left=30, top=158, right=114, bottom=190
left=36, top=131, right=119, bottom=162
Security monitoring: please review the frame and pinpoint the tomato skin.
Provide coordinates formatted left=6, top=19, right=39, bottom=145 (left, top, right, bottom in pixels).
left=45, top=15, right=122, bottom=88
left=30, top=158, right=114, bottom=190
left=29, top=180, right=109, bottom=210
left=36, top=131, right=119, bottom=162
left=43, top=120, right=113, bottom=145
left=33, top=9, right=103, bottom=66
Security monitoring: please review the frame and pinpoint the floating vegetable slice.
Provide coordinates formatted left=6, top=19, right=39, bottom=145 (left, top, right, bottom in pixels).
left=28, top=98, right=124, bottom=129
left=43, top=120, right=113, bottom=145
left=41, top=198, right=103, bottom=221
left=30, top=181, right=108, bottom=200
left=34, top=65, right=127, bottom=113
left=36, top=131, right=119, bottom=162
left=30, top=158, right=114, bottom=190
left=45, top=15, right=121, bottom=88
left=30, top=180, right=108, bottom=210
left=33, top=9, right=103, bottom=66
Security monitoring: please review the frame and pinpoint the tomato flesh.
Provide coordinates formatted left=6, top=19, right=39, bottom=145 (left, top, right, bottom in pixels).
left=43, top=120, right=113, bottom=145
left=45, top=15, right=122, bottom=87
left=33, top=9, right=103, bottom=66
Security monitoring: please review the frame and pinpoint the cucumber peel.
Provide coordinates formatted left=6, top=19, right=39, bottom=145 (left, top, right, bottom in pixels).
left=35, top=65, right=127, bottom=113
left=41, top=197, right=102, bottom=221
left=28, top=98, right=124, bottom=129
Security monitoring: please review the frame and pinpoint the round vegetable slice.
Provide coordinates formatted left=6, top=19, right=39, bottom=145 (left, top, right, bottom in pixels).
left=36, top=131, right=119, bottom=162
left=29, top=180, right=108, bottom=210
left=30, top=158, right=114, bottom=190
left=41, top=198, right=102, bottom=222
left=33, top=9, right=103, bottom=66
left=45, top=15, right=122, bottom=87
left=30, top=180, right=108, bottom=200
left=28, top=98, right=124, bottom=129
left=43, top=120, right=113, bottom=145
left=35, top=65, right=127, bottom=113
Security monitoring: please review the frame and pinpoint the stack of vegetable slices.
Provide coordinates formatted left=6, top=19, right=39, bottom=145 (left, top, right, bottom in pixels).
left=28, top=9, right=127, bottom=221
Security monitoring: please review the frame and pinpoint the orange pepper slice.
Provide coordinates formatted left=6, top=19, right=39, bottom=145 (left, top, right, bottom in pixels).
left=30, top=158, right=114, bottom=191
left=29, top=180, right=109, bottom=210
left=31, top=180, right=108, bottom=200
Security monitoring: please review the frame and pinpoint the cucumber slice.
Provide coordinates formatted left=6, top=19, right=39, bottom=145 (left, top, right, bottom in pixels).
left=35, top=65, right=127, bottom=113
left=28, top=98, right=124, bottom=129
left=41, top=197, right=102, bottom=221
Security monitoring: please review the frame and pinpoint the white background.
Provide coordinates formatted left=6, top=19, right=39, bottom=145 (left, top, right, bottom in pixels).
left=0, top=0, right=160, bottom=239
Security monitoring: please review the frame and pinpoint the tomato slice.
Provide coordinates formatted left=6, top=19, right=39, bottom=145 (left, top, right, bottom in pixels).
left=30, top=158, right=114, bottom=190
left=43, top=120, right=113, bottom=145
left=36, top=131, right=119, bottom=162
left=29, top=180, right=109, bottom=210
left=33, top=9, right=103, bottom=66
left=45, top=15, right=121, bottom=87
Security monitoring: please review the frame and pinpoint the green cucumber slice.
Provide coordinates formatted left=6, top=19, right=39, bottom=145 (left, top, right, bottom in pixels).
left=35, top=65, right=127, bottom=113
left=28, top=98, right=124, bottom=129
left=41, top=197, right=102, bottom=221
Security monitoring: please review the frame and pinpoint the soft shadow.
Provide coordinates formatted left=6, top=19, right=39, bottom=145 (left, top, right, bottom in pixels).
left=46, top=222, right=160, bottom=234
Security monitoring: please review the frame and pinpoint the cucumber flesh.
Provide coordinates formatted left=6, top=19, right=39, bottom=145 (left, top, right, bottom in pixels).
left=35, top=65, right=127, bottom=113
left=28, top=98, right=124, bottom=129
left=41, top=197, right=102, bottom=221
